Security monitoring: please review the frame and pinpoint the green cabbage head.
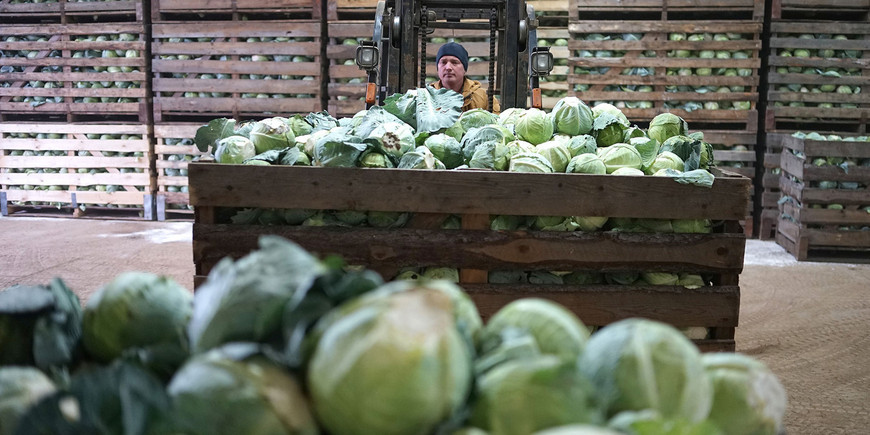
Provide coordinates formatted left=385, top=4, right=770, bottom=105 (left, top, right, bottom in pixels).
left=0, top=367, right=57, bottom=435
left=702, top=353, right=787, bottom=435
left=307, top=286, right=474, bottom=435
left=214, top=136, right=255, bottom=164
left=249, top=117, right=296, bottom=154
left=567, top=153, right=607, bottom=175
left=551, top=97, right=594, bottom=136
left=646, top=151, right=684, bottom=174
left=648, top=113, right=689, bottom=145
left=82, top=272, right=192, bottom=363
left=535, top=140, right=572, bottom=172
left=509, top=152, right=555, bottom=173
left=167, top=345, right=318, bottom=435
left=598, top=144, right=643, bottom=173
left=471, top=355, right=604, bottom=435
left=515, top=108, right=555, bottom=145
left=479, top=298, right=590, bottom=364
left=579, top=318, right=713, bottom=422
left=567, top=134, right=598, bottom=157
left=424, top=133, right=464, bottom=169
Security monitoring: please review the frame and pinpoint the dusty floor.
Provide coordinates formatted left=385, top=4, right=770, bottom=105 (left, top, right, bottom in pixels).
left=1, top=216, right=868, bottom=434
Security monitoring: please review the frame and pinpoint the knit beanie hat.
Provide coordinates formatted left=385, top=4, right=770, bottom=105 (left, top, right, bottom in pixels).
left=436, top=42, right=469, bottom=71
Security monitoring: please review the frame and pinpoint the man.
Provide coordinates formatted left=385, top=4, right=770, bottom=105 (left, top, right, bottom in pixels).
left=430, top=42, right=501, bottom=113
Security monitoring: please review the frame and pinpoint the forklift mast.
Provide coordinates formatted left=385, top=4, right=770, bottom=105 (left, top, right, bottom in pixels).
left=357, top=0, right=549, bottom=110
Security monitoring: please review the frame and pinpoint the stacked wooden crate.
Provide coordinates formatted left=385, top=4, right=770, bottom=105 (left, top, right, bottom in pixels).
left=149, top=1, right=323, bottom=218
left=189, top=163, right=751, bottom=351
left=566, top=0, right=763, bottom=235
left=774, top=133, right=870, bottom=262
left=761, top=3, right=869, bottom=239
left=150, top=18, right=323, bottom=123
left=566, top=0, right=763, bottom=128
left=0, top=123, right=153, bottom=218
left=0, top=1, right=153, bottom=218
left=0, top=7, right=148, bottom=122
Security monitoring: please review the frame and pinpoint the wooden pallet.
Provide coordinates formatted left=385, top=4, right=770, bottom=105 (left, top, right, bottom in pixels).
left=151, top=20, right=323, bottom=122
left=0, top=123, right=153, bottom=217
left=189, top=163, right=752, bottom=352
left=153, top=123, right=208, bottom=220
left=772, top=0, right=870, bottom=20
left=774, top=133, right=870, bottom=260
left=767, top=21, right=870, bottom=129
left=567, top=19, right=762, bottom=129
left=151, top=0, right=321, bottom=21
left=0, top=23, right=148, bottom=122
left=0, top=0, right=143, bottom=22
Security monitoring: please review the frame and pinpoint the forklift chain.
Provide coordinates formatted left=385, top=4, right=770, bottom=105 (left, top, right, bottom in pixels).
left=419, top=6, right=428, bottom=89
left=488, top=7, right=497, bottom=112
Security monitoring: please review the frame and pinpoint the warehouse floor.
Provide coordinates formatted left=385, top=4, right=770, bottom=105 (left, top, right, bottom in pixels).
left=1, top=216, right=868, bottom=434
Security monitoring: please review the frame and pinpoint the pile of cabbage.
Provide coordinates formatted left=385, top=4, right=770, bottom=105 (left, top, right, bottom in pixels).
left=773, top=33, right=864, bottom=110
left=0, top=236, right=788, bottom=435
left=571, top=32, right=754, bottom=111
left=778, top=132, right=870, bottom=231
left=0, top=32, right=141, bottom=107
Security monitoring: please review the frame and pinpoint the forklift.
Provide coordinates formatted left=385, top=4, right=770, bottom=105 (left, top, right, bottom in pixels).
left=353, top=0, right=554, bottom=111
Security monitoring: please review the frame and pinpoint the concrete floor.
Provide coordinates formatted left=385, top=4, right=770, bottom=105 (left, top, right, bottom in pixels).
left=1, top=216, right=868, bottom=434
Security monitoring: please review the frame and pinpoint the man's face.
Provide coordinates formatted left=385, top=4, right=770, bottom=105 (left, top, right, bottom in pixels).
left=437, top=55, right=465, bottom=91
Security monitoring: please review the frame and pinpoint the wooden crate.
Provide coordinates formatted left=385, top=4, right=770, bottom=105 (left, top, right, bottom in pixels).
left=189, top=163, right=752, bottom=351
left=567, top=19, right=762, bottom=130
left=151, top=20, right=323, bottom=122
left=0, top=0, right=143, bottom=21
left=151, top=0, right=321, bottom=20
left=0, top=123, right=153, bottom=217
left=0, top=23, right=148, bottom=122
left=705, top=129, right=758, bottom=236
left=760, top=133, right=786, bottom=240
left=153, top=123, right=208, bottom=220
left=767, top=21, right=870, bottom=132
left=568, top=0, right=763, bottom=20
left=775, top=133, right=870, bottom=261
left=772, top=0, right=870, bottom=20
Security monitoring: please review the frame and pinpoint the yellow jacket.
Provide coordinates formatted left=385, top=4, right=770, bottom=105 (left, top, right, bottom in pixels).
left=431, top=78, right=501, bottom=113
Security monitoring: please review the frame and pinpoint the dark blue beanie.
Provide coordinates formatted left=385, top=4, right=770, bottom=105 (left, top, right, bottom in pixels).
left=436, top=42, right=469, bottom=71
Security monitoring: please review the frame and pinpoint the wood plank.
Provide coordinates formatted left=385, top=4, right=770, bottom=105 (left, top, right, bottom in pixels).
left=3, top=189, right=146, bottom=205
left=1, top=173, right=149, bottom=186
left=569, top=22, right=762, bottom=34
left=0, top=139, right=147, bottom=152
left=192, top=225, right=746, bottom=275
left=153, top=41, right=320, bottom=57
left=152, top=22, right=321, bottom=38
left=465, top=284, right=739, bottom=326
left=0, top=124, right=146, bottom=135
left=188, top=164, right=753, bottom=220
left=0, top=156, right=149, bottom=169
left=151, top=59, right=320, bottom=76
left=153, top=78, right=319, bottom=94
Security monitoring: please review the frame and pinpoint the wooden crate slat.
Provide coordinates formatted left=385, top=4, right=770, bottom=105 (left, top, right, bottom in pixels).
left=569, top=21, right=761, bottom=34
left=3, top=189, right=146, bottom=205
left=153, top=77, right=319, bottom=94
left=193, top=224, right=746, bottom=273
left=188, top=165, right=752, bottom=220
left=464, top=284, right=739, bottom=327
left=1, top=172, right=149, bottom=186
